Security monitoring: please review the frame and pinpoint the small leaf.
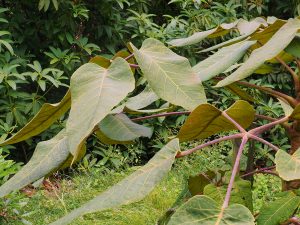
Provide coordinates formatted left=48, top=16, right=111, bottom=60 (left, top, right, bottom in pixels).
left=131, top=38, right=206, bottom=111
left=278, top=98, right=293, bottom=116
left=256, top=192, right=300, bottom=225
left=193, top=41, right=255, bottom=81
left=275, top=148, right=300, bottom=181
left=97, top=114, right=153, bottom=144
left=225, top=84, right=256, bottom=102
left=188, top=172, right=215, bottom=196
left=177, top=100, right=255, bottom=142
left=66, top=58, right=134, bottom=156
left=216, top=19, right=300, bottom=87
left=0, top=130, right=70, bottom=197
left=51, top=139, right=180, bottom=225
left=168, top=195, right=255, bottom=225
left=0, top=91, right=70, bottom=146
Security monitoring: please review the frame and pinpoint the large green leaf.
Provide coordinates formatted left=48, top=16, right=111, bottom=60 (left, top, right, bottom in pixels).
left=275, top=148, right=300, bottom=181
left=193, top=41, right=256, bottom=81
left=177, top=100, right=255, bottom=142
left=51, top=139, right=180, bottom=225
left=131, top=38, right=206, bottom=111
left=216, top=19, right=300, bottom=87
left=0, top=130, right=69, bottom=197
left=96, top=114, right=153, bottom=144
left=168, top=195, right=255, bottom=225
left=0, top=90, right=70, bottom=146
left=66, top=58, right=134, bottom=156
left=256, top=192, right=300, bottom=225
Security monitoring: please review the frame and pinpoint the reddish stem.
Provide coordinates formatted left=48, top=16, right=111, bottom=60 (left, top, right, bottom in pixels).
left=129, top=63, right=139, bottom=68
left=125, top=53, right=134, bottom=61
left=222, top=135, right=248, bottom=208
left=255, top=114, right=277, bottom=122
left=176, top=133, right=243, bottom=158
left=249, top=116, right=289, bottom=135
left=223, top=111, right=246, bottom=133
left=131, top=111, right=190, bottom=122
left=248, top=134, right=280, bottom=151
left=241, top=166, right=276, bottom=178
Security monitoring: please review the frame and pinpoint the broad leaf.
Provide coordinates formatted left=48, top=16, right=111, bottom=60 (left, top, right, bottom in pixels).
left=216, top=19, right=300, bottom=87
left=96, top=114, right=153, bottom=144
left=285, top=35, right=300, bottom=58
left=177, top=100, right=255, bottom=142
left=0, top=90, right=70, bottom=146
left=193, top=41, right=255, bottom=81
left=275, top=148, right=300, bottom=181
left=0, top=130, right=69, bottom=197
left=66, top=58, right=134, bottom=156
left=131, top=38, right=206, bottom=111
left=256, top=192, right=300, bottom=225
left=51, top=139, right=180, bottom=225
left=168, top=195, right=255, bottom=225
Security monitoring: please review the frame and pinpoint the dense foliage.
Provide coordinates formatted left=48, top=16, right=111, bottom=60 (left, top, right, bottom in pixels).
left=1, top=0, right=300, bottom=224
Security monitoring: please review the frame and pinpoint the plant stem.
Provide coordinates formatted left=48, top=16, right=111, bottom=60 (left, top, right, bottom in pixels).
left=249, top=116, right=289, bottom=135
left=241, top=166, right=276, bottom=178
left=176, top=133, right=243, bottom=158
left=276, top=56, right=300, bottom=96
left=255, top=114, right=277, bottom=122
left=129, top=63, right=139, bottom=68
left=125, top=53, right=134, bottom=61
left=131, top=111, right=190, bottom=122
left=223, top=111, right=246, bottom=133
left=248, top=134, right=280, bottom=151
left=222, top=135, right=248, bottom=209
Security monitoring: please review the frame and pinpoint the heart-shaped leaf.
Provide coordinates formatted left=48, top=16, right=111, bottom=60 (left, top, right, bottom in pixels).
left=168, top=195, right=255, bottom=225
left=177, top=100, right=255, bottom=142
left=66, top=58, right=134, bottom=156
left=275, top=148, right=300, bottom=181
left=0, top=90, right=70, bottom=146
left=131, top=38, right=206, bottom=111
left=51, top=138, right=180, bottom=225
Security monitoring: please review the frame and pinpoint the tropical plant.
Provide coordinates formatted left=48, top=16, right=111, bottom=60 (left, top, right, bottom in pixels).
left=0, top=16, right=300, bottom=224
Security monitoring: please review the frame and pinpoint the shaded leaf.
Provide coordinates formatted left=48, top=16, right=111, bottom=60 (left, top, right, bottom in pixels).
left=0, top=130, right=70, bottom=197
left=225, top=84, right=256, bottom=102
left=285, top=34, right=300, bottom=58
left=193, top=41, right=255, bottom=81
left=51, top=139, right=180, bottom=225
left=131, top=38, right=206, bottom=111
left=66, top=58, right=134, bottom=156
left=168, top=195, right=255, bottom=225
left=188, top=172, right=215, bottom=196
left=96, top=114, right=153, bottom=144
left=256, top=192, right=300, bottom=225
left=275, top=148, right=300, bottom=181
left=0, top=91, right=71, bottom=146
left=89, top=56, right=110, bottom=68
left=177, top=100, right=255, bottom=142
left=290, top=104, right=300, bottom=120
left=217, top=19, right=300, bottom=87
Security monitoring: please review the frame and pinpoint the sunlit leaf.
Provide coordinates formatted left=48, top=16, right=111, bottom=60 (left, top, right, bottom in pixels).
left=177, top=100, right=255, bottom=142
left=131, top=38, right=206, bottom=111
left=0, top=130, right=69, bottom=197
left=275, top=148, right=300, bottom=181
left=168, top=195, right=255, bottom=225
left=66, top=58, right=134, bottom=156
left=51, top=139, right=180, bottom=225
left=0, top=91, right=70, bottom=146
left=216, top=19, right=300, bottom=87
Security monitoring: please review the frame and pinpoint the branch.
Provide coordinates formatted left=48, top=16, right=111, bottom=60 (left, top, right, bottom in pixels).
left=175, top=133, right=243, bottom=158
left=255, top=114, right=277, bottom=122
left=222, top=136, right=248, bottom=209
left=276, top=56, right=300, bottom=96
left=223, top=111, right=246, bottom=133
left=131, top=111, right=190, bottom=122
left=248, top=134, right=280, bottom=151
left=250, top=116, right=289, bottom=135
left=241, top=166, right=276, bottom=178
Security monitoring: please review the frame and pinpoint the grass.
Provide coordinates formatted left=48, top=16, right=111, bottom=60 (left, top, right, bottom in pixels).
left=3, top=141, right=282, bottom=225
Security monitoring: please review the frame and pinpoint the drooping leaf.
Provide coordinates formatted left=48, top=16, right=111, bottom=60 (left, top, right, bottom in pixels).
left=131, top=38, right=206, bottom=111
left=168, top=195, right=255, bottom=225
left=66, top=58, right=134, bottom=156
left=225, top=84, right=256, bottom=102
left=285, top=34, right=300, bottom=58
left=177, top=100, right=255, bottom=142
left=0, top=130, right=69, bottom=197
left=193, top=41, right=256, bottom=81
left=0, top=90, right=71, bottom=146
left=112, top=86, right=159, bottom=113
left=256, top=192, right=300, bottom=225
left=278, top=98, right=293, bottom=116
left=275, top=148, right=300, bottom=181
left=51, top=139, right=180, bottom=225
left=96, top=114, right=153, bottom=144
left=216, top=19, right=300, bottom=87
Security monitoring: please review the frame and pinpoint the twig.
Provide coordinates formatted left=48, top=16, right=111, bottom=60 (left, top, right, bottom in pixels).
left=250, top=116, right=289, bottom=135
left=125, top=53, right=134, bottom=61
left=241, top=166, right=276, bottom=178
left=248, top=134, right=280, bottom=151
